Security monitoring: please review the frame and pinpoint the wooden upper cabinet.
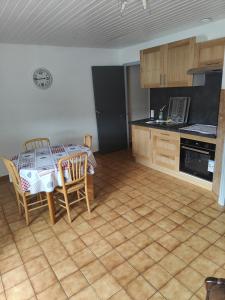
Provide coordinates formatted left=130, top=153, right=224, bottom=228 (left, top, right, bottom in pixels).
left=197, top=38, right=225, bottom=67
left=140, top=45, right=166, bottom=88
left=165, top=37, right=196, bottom=87
left=140, top=37, right=196, bottom=88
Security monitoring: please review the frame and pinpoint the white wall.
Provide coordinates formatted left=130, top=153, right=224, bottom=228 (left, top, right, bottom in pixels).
left=0, top=44, right=120, bottom=176
left=119, top=19, right=225, bottom=64
left=127, top=65, right=149, bottom=121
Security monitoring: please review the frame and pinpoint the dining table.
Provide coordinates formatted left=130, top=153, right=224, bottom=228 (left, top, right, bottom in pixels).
left=11, top=144, right=97, bottom=224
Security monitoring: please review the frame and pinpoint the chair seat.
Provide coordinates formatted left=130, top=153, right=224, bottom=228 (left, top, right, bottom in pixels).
left=55, top=182, right=85, bottom=194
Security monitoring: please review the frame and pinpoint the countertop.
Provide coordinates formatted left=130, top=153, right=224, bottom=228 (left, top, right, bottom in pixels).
left=130, top=119, right=217, bottom=139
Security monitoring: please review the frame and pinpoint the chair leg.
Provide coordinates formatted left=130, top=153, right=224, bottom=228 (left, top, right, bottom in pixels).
left=64, top=195, right=72, bottom=223
left=23, top=195, right=30, bottom=225
left=84, top=186, right=91, bottom=214
left=16, top=191, right=22, bottom=215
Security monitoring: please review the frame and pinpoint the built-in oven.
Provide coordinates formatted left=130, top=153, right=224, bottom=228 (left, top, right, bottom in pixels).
left=180, top=138, right=216, bottom=182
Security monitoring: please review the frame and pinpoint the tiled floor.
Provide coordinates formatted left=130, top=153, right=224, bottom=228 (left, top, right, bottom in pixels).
left=1, top=150, right=225, bottom=300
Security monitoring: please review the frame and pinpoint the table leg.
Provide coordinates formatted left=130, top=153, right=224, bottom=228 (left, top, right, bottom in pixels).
left=46, top=192, right=56, bottom=225
left=87, top=175, right=94, bottom=202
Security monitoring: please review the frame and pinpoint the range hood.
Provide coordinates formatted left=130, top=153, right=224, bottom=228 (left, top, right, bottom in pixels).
left=187, top=64, right=223, bottom=75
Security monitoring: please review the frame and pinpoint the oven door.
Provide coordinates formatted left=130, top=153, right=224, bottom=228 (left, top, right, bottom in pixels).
left=180, top=145, right=214, bottom=181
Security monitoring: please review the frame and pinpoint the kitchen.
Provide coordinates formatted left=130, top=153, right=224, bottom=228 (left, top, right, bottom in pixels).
left=129, top=37, right=225, bottom=202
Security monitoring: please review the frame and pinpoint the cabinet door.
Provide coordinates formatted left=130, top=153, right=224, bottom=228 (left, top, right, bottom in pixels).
left=197, top=38, right=225, bottom=67
left=132, top=125, right=151, bottom=159
left=166, top=38, right=196, bottom=87
left=140, top=46, right=166, bottom=88
left=151, top=129, right=180, bottom=172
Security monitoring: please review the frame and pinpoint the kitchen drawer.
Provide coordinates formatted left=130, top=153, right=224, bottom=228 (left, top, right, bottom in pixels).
left=151, top=129, right=180, bottom=172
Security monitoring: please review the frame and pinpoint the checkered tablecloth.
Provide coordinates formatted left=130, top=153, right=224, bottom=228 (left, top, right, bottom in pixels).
left=11, top=144, right=97, bottom=195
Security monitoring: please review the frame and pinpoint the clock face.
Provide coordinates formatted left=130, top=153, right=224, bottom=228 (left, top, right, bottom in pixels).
left=33, top=68, right=53, bottom=89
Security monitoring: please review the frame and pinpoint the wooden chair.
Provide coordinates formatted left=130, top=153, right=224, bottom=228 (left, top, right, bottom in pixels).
left=54, top=152, right=90, bottom=223
left=24, top=138, right=50, bottom=151
left=83, top=135, right=92, bottom=149
left=1, top=157, right=48, bottom=225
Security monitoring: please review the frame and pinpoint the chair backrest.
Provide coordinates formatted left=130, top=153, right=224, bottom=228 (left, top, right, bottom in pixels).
left=58, top=152, right=88, bottom=190
left=24, top=138, right=50, bottom=151
left=1, top=157, right=22, bottom=193
left=83, top=135, right=92, bottom=149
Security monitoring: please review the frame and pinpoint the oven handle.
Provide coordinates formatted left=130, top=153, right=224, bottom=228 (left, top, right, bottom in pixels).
left=181, top=145, right=210, bottom=155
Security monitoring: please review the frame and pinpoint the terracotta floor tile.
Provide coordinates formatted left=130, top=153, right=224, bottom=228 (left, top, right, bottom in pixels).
left=24, top=255, right=49, bottom=277
left=72, top=248, right=96, bottom=268
left=159, top=253, right=186, bottom=276
left=158, top=234, right=180, bottom=251
left=109, top=289, right=132, bottom=300
left=116, top=240, right=139, bottom=259
left=160, top=278, right=192, bottom=300
left=144, top=224, right=166, bottom=241
left=112, top=261, right=138, bottom=287
left=36, top=282, right=67, bottom=300
left=2, top=265, right=27, bottom=290
left=149, top=292, right=166, bottom=299
left=80, top=230, right=102, bottom=246
left=58, top=228, right=78, bottom=243
left=34, top=228, right=54, bottom=243
left=0, top=253, right=23, bottom=274
left=72, top=221, right=92, bottom=236
left=61, top=271, right=88, bottom=297
left=203, top=245, right=225, bottom=266
left=30, top=267, right=56, bottom=294
left=96, top=223, right=115, bottom=237
left=52, top=257, right=78, bottom=280
left=93, top=274, right=121, bottom=299
left=143, top=264, right=172, bottom=289
left=144, top=242, right=168, bottom=262
left=0, top=243, right=18, bottom=261
left=128, top=251, right=154, bottom=273
left=5, top=279, right=34, bottom=300
left=197, top=227, right=220, bottom=243
left=172, top=244, right=199, bottom=264
left=100, top=249, right=125, bottom=271
left=69, top=286, right=99, bottom=300
left=63, top=238, right=86, bottom=255
left=190, top=256, right=219, bottom=276
left=127, top=276, right=156, bottom=300
left=81, top=259, right=107, bottom=284
left=89, top=239, right=112, bottom=258
left=130, top=232, right=152, bottom=249
left=2, top=152, right=225, bottom=300
left=170, top=226, right=193, bottom=242
left=175, top=267, right=204, bottom=292
left=185, top=235, right=210, bottom=252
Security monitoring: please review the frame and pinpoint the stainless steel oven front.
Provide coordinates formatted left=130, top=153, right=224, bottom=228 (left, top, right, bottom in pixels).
left=180, top=138, right=216, bottom=182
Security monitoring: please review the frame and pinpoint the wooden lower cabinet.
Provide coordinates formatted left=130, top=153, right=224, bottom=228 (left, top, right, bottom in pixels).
left=151, top=129, right=180, bottom=172
left=131, top=125, right=213, bottom=190
left=132, top=125, right=151, bottom=165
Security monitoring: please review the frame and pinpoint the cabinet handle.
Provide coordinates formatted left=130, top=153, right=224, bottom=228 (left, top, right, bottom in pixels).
left=160, top=74, right=162, bottom=85
left=160, top=132, right=170, bottom=136
left=160, top=138, right=170, bottom=142
left=160, top=153, right=172, bottom=159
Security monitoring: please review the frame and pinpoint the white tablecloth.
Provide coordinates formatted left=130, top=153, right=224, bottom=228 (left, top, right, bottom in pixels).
left=11, top=144, right=97, bottom=195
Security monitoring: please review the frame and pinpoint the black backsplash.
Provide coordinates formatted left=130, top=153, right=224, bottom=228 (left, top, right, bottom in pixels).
left=150, top=72, right=222, bottom=125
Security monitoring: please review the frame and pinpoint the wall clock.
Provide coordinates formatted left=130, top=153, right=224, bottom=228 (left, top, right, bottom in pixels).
left=33, top=68, right=53, bottom=89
